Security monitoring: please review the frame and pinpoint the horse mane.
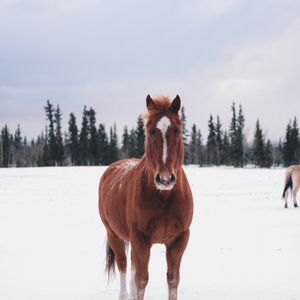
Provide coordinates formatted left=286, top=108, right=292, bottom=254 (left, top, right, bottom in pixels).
left=143, top=95, right=179, bottom=125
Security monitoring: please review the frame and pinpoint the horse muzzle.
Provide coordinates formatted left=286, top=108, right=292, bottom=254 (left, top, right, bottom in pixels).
left=155, top=172, right=176, bottom=190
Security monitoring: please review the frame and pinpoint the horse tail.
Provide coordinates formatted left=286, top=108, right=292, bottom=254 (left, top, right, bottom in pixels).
left=282, top=167, right=294, bottom=198
left=105, top=241, right=116, bottom=278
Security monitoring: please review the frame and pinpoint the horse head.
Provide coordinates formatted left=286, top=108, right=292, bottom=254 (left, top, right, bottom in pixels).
left=144, top=95, right=184, bottom=190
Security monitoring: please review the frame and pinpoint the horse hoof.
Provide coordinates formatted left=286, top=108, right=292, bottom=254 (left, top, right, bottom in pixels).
left=294, top=203, right=298, bottom=208
left=284, top=204, right=288, bottom=208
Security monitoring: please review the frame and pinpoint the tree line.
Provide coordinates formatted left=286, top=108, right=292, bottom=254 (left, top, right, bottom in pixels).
left=0, top=100, right=299, bottom=168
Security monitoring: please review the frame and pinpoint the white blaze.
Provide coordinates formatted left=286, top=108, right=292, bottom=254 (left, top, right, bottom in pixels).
left=156, top=116, right=171, bottom=164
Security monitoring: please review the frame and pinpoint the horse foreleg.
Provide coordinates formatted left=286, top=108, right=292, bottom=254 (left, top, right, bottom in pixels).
left=130, top=232, right=151, bottom=300
left=166, top=230, right=190, bottom=300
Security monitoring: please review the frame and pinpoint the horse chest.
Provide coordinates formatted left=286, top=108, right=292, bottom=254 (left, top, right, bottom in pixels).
left=141, top=212, right=184, bottom=244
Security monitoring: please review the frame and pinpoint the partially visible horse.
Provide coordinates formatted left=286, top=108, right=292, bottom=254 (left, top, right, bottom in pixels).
left=282, top=165, right=300, bottom=208
left=98, top=95, right=193, bottom=300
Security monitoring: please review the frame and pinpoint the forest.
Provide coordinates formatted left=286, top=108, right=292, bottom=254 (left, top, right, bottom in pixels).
left=0, top=100, right=299, bottom=168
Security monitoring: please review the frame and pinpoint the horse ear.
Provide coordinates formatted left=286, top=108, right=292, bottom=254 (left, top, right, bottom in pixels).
left=170, top=95, right=181, bottom=113
left=146, top=95, right=156, bottom=110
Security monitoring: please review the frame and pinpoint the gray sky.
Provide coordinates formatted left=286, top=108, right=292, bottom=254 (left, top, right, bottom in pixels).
left=1, top=0, right=300, bottom=142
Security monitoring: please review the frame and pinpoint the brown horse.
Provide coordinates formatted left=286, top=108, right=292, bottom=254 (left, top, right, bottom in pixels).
left=98, top=95, right=193, bottom=300
left=282, top=165, right=300, bottom=208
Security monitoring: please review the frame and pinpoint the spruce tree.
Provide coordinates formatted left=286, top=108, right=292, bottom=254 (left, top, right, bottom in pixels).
left=215, top=116, right=223, bottom=165
left=0, top=134, right=3, bottom=167
left=291, top=117, right=300, bottom=163
left=196, top=129, right=203, bottom=166
left=14, top=124, right=23, bottom=167
left=79, top=106, right=89, bottom=165
left=222, top=131, right=230, bottom=165
left=283, top=117, right=300, bottom=166
left=98, top=123, right=109, bottom=165
left=68, top=113, right=79, bottom=165
left=107, top=124, right=119, bottom=164
left=89, top=108, right=100, bottom=165
left=128, top=128, right=137, bottom=158
left=44, top=100, right=56, bottom=165
left=236, top=104, right=245, bottom=167
left=229, top=102, right=238, bottom=166
left=207, top=115, right=217, bottom=165
left=189, top=124, right=198, bottom=164
left=1, top=125, right=11, bottom=167
left=43, top=126, right=50, bottom=166
left=274, top=138, right=283, bottom=166
left=253, top=119, right=265, bottom=167
left=264, top=139, right=273, bottom=168
left=54, top=105, right=64, bottom=165
left=121, top=126, right=130, bottom=159
left=135, top=116, right=145, bottom=158
left=181, top=106, right=189, bottom=164
left=229, top=102, right=245, bottom=167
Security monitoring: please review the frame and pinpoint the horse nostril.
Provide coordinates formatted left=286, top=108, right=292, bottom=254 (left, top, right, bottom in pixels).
left=170, top=173, right=176, bottom=183
left=156, top=174, right=161, bottom=183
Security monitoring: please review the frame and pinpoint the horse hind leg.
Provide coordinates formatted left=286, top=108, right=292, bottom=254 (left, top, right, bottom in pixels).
left=284, top=191, right=289, bottom=208
left=107, top=230, right=128, bottom=300
left=292, top=186, right=299, bottom=208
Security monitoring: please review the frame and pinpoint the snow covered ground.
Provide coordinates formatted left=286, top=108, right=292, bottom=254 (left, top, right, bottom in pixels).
left=0, top=166, right=300, bottom=300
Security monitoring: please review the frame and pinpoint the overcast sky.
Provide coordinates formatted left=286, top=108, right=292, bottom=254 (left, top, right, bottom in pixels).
left=1, top=0, right=300, bottom=142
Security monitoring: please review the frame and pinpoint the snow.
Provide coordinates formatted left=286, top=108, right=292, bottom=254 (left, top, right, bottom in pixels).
left=0, top=166, right=300, bottom=300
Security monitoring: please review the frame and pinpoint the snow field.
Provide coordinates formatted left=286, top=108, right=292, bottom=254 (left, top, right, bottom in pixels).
left=0, top=166, right=299, bottom=299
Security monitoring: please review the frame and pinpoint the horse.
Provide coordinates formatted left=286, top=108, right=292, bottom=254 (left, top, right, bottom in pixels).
left=98, top=95, right=193, bottom=300
left=282, top=165, right=300, bottom=208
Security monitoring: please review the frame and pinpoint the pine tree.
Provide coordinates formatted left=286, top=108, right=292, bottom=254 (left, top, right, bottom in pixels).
left=68, top=113, right=79, bottom=165
left=107, top=124, right=119, bottom=164
left=237, top=104, right=245, bottom=166
left=196, top=129, right=203, bottom=166
left=1, top=125, right=11, bottom=167
left=229, top=102, right=239, bottom=166
left=0, top=134, right=3, bottom=167
left=135, top=116, right=145, bottom=158
left=215, top=116, right=223, bottom=165
left=44, top=100, right=56, bottom=165
left=98, top=123, right=109, bottom=165
left=229, top=102, right=245, bottom=167
left=89, top=108, right=100, bottom=165
left=128, top=128, right=136, bottom=158
left=79, top=106, right=89, bottom=165
left=253, top=119, right=265, bottom=167
left=189, top=124, right=199, bottom=164
left=36, top=132, right=46, bottom=167
left=14, top=124, right=23, bottom=167
left=291, top=117, right=300, bottom=163
left=181, top=106, right=189, bottom=164
left=273, top=138, right=283, bottom=166
left=264, top=139, right=273, bottom=168
left=54, top=105, right=64, bottom=165
left=43, top=126, right=50, bottom=166
left=207, top=115, right=217, bottom=165
left=222, top=131, right=230, bottom=165
left=121, top=126, right=130, bottom=159
left=283, top=117, right=300, bottom=166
